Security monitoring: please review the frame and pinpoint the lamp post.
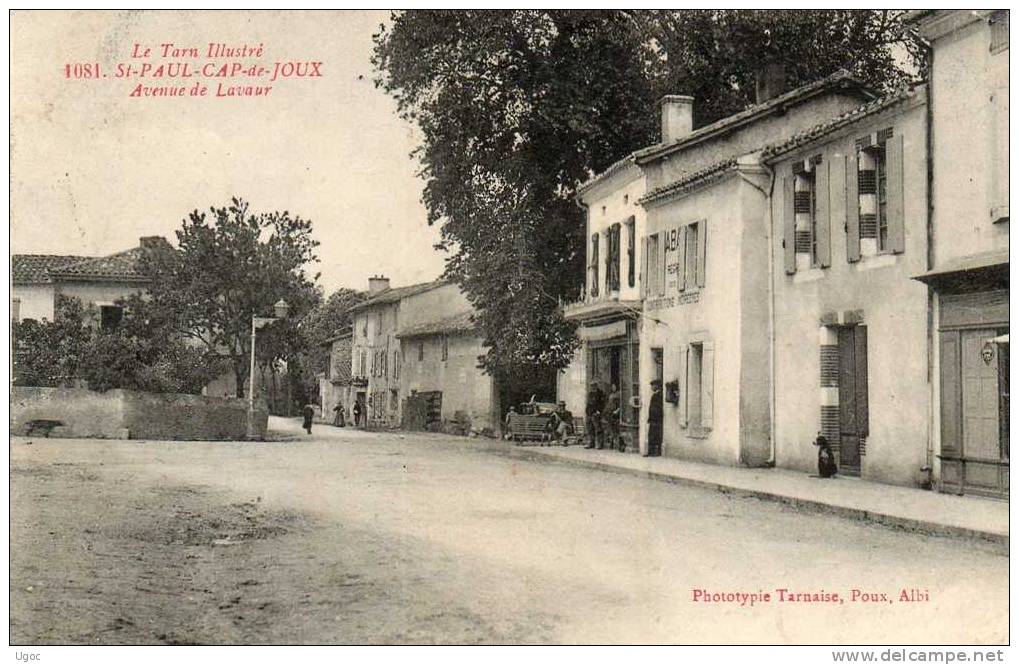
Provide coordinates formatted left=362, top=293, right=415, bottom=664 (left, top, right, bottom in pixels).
left=246, top=299, right=290, bottom=440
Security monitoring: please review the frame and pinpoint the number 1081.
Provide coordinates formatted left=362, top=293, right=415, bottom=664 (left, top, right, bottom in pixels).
left=64, top=63, right=102, bottom=79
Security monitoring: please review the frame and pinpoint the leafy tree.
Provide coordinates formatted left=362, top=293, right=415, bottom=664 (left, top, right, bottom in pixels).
left=372, top=10, right=922, bottom=378
left=298, top=287, right=367, bottom=374
left=142, top=198, right=321, bottom=397
left=12, top=295, right=92, bottom=387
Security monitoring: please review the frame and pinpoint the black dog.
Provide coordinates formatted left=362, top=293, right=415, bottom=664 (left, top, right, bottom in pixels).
left=815, top=434, right=838, bottom=478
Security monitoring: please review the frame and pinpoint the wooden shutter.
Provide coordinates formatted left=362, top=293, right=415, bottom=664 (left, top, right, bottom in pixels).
left=783, top=175, right=796, bottom=274
left=640, top=236, right=648, bottom=298
left=829, top=155, right=847, bottom=268
left=816, top=160, right=832, bottom=268
left=885, top=134, right=905, bottom=253
left=854, top=326, right=869, bottom=438
left=939, top=331, right=962, bottom=456
left=659, top=236, right=667, bottom=296
left=676, top=226, right=686, bottom=292
left=846, top=151, right=861, bottom=262
left=680, top=345, right=689, bottom=428
left=701, top=341, right=714, bottom=429
left=696, top=221, right=707, bottom=288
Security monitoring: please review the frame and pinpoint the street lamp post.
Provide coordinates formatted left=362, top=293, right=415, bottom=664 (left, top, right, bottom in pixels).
left=246, top=299, right=290, bottom=440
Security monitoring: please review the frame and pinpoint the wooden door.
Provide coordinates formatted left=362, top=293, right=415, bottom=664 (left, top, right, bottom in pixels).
left=959, top=330, right=1007, bottom=494
left=837, top=326, right=868, bottom=474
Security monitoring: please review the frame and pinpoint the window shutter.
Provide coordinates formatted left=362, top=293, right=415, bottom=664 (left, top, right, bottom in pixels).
left=676, top=226, right=687, bottom=292
left=659, top=236, right=667, bottom=296
left=846, top=151, right=861, bottom=262
left=783, top=175, right=796, bottom=274
left=939, top=331, right=962, bottom=455
left=816, top=160, right=832, bottom=268
left=854, top=326, right=869, bottom=438
left=696, top=221, right=707, bottom=288
left=680, top=345, right=689, bottom=428
left=829, top=155, right=847, bottom=267
left=885, top=134, right=905, bottom=254
left=701, top=341, right=714, bottom=429
left=640, top=237, right=648, bottom=298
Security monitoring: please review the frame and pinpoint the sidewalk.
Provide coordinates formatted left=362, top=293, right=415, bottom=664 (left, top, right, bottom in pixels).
left=501, top=443, right=1009, bottom=547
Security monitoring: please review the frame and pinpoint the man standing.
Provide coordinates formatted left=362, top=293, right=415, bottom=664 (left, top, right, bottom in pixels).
left=585, top=382, right=605, bottom=449
left=302, top=403, right=315, bottom=435
left=603, top=384, right=621, bottom=451
left=647, top=379, right=663, bottom=456
left=352, top=399, right=363, bottom=428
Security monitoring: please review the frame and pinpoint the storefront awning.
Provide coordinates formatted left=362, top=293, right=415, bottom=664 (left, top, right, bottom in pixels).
left=577, top=320, right=628, bottom=342
left=912, top=249, right=1009, bottom=292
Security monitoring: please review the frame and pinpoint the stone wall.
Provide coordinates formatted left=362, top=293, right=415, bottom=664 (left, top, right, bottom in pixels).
left=11, top=386, right=267, bottom=440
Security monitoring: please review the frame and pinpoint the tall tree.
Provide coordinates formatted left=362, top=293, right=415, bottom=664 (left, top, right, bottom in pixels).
left=144, top=198, right=321, bottom=397
left=372, top=10, right=922, bottom=378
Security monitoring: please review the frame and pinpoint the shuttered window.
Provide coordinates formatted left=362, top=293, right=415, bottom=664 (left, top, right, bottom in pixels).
left=783, top=175, right=797, bottom=273
left=640, top=236, right=648, bottom=297
left=590, top=234, right=600, bottom=297
left=846, top=151, right=861, bottom=262
left=607, top=223, right=621, bottom=292
left=626, top=217, right=636, bottom=287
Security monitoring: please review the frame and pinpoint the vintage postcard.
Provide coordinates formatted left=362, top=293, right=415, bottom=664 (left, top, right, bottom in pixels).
left=8, top=9, right=1009, bottom=654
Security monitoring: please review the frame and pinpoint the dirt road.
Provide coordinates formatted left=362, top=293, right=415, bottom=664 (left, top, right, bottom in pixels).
left=9, top=420, right=1008, bottom=644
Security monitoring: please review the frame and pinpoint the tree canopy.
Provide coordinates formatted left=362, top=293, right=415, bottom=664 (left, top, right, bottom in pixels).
left=143, top=198, right=322, bottom=397
left=372, top=10, right=923, bottom=378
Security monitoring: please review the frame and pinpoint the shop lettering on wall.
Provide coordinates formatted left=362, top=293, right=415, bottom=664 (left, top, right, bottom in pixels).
left=646, top=291, right=699, bottom=311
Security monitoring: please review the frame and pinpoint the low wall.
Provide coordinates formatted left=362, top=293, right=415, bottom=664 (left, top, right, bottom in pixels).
left=11, top=387, right=268, bottom=441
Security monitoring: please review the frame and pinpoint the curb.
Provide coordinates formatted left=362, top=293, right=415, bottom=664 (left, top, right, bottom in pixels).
left=499, top=444, right=1009, bottom=551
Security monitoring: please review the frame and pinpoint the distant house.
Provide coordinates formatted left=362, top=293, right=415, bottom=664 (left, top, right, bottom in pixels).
left=318, top=328, right=353, bottom=420
left=12, top=236, right=166, bottom=326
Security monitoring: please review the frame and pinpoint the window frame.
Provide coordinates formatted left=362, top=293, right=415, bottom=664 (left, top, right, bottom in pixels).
left=626, top=218, right=636, bottom=288
left=685, top=222, right=699, bottom=288
left=441, top=334, right=449, bottom=362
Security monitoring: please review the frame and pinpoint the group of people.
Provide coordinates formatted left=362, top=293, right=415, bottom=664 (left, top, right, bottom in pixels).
left=583, top=378, right=664, bottom=456
left=330, top=400, right=366, bottom=428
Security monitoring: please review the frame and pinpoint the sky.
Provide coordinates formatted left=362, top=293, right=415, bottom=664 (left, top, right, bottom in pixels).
left=10, top=10, right=448, bottom=294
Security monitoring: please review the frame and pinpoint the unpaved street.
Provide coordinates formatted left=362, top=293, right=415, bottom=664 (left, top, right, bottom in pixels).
left=10, top=420, right=1008, bottom=644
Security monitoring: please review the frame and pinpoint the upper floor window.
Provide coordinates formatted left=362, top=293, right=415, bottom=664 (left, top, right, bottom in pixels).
left=590, top=233, right=600, bottom=298
left=647, top=233, right=661, bottom=296
left=418, top=340, right=424, bottom=362
left=685, top=222, right=700, bottom=286
left=100, top=305, right=123, bottom=330
left=441, top=335, right=449, bottom=361
left=990, top=10, right=1009, bottom=53
left=606, top=223, right=621, bottom=292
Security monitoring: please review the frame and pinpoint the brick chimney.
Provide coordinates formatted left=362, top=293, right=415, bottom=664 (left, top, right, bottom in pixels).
left=660, top=95, right=694, bottom=143
left=368, top=275, right=390, bottom=297
left=754, top=62, right=787, bottom=104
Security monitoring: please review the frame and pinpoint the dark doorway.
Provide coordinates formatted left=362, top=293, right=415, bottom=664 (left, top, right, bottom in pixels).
left=837, top=326, right=868, bottom=475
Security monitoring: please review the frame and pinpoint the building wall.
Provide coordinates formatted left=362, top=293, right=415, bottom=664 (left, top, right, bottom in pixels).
left=403, top=333, right=497, bottom=431
left=12, top=284, right=55, bottom=321
left=928, top=14, right=1009, bottom=266
left=351, top=304, right=402, bottom=426
left=581, top=164, right=647, bottom=302
left=769, top=100, right=931, bottom=486
left=640, top=174, right=770, bottom=464
left=643, top=93, right=870, bottom=191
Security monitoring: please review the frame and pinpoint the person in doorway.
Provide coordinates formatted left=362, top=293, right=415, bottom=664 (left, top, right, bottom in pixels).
left=646, top=379, right=663, bottom=457
left=302, top=403, right=315, bottom=435
left=352, top=400, right=363, bottom=428
left=585, top=382, right=605, bottom=449
left=603, top=384, right=621, bottom=451
left=332, top=402, right=346, bottom=427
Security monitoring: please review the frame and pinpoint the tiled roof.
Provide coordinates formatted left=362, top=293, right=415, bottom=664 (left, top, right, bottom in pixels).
left=48, top=246, right=152, bottom=282
left=576, top=153, right=638, bottom=197
left=396, top=311, right=477, bottom=338
left=12, top=254, right=91, bottom=284
left=761, top=85, right=924, bottom=161
left=639, top=157, right=738, bottom=206
left=348, top=279, right=448, bottom=313
left=634, top=71, right=876, bottom=165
